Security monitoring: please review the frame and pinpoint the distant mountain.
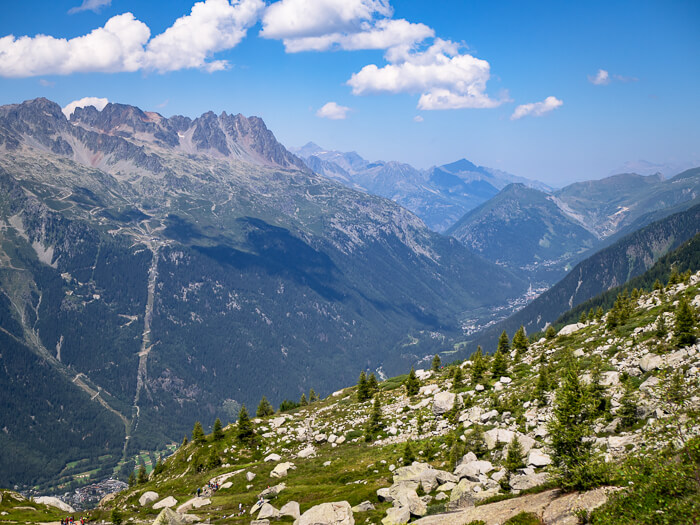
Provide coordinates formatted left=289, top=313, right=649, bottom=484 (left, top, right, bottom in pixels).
left=0, top=98, right=526, bottom=490
left=467, top=202, right=700, bottom=352
left=291, top=142, right=550, bottom=232
left=610, top=159, right=699, bottom=178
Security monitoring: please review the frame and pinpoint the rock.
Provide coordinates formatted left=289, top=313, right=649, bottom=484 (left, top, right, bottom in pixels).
left=510, top=472, right=549, bottom=491
left=420, top=384, right=439, bottom=396
left=608, top=435, right=637, bottom=449
left=270, top=417, right=286, bottom=428
left=475, top=384, right=485, bottom=392
left=389, top=484, right=427, bottom=516
left=382, top=506, right=410, bottom=525
left=251, top=521, right=270, bottom=525
left=296, top=501, right=354, bottom=525
left=351, top=501, right=375, bottom=513
left=457, top=451, right=477, bottom=466
left=454, top=460, right=494, bottom=481
left=480, top=409, right=499, bottom=422
left=448, top=479, right=475, bottom=509
left=258, top=503, right=279, bottom=520
left=435, top=470, right=458, bottom=484
left=573, top=349, right=585, bottom=357
left=542, top=487, right=619, bottom=525
left=280, top=501, right=301, bottom=519
left=600, top=371, right=620, bottom=386
left=484, top=428, right=514, bottom=450
left=500, top=376, right=512, bottom=384
left=246, top=471, right=256, bottom=481
left=328, top=433, right=338, bottom=443
left=558, top=323, right=585, bottom=336
left=33, top=497, right=75, bottom=513
left=432, top=391, right=456, bottom=415
left=377, top=488, right=393, bottom=502
left=415, top=369, right=433, bottom=381
left=297, top=446, right=316, bottom=458
left=315, top=433, right=328, bottom=443
left=640, top=353, right=662, bottom=372
left=220, top=481, right=232, bottom=489
left=139, top=491, right=160, bottom=507
left=258, top=483, right=286, bottom=499
left=437, top=482, right=456, bottom=491
left=435, top=492, right=448, bottom=502
left=640, top=376, right=661, bottom=392
left=336, top=435, right=346, bottom=445
left=526, top=449, right=552, bottom=467
left=264, top=453, right=281, bottom=462
left=153, top=496, right=178, bottom=510
left=152, top=507, right=190, bottom=525
left=271, top=462, right=294, bottom=478
left=491, top=469, right=507, bottom=483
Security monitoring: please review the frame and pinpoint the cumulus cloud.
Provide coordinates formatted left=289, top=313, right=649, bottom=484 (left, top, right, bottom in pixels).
left=588, top=69, right=610, bottom=85
left=510, top=96, right=562, bottom=120
left=348, top=39, right=505, bottom=110
left=62, top=96, right=109, bottom=118
left=0, top=0, right=264, bottom=77
left=316, top=101, right=351, bottom=120
left=68, top=0, right=111, bottom=14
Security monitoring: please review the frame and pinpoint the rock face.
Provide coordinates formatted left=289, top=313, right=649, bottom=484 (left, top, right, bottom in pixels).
left=295, top=501, right=354, bottom=525
left=139, top=491, right=159, bottom=507
left=33, top=496, right=75, bottom=513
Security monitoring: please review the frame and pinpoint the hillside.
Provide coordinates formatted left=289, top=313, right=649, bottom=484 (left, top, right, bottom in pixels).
left=12, top=270, right=698, bottom=525
left=0, top=98, right=527, bottom=491
left=469, top=202, right=700, bottom=351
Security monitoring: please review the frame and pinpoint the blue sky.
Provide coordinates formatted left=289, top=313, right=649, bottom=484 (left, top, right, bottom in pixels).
left=0, top=0, right=698, bottom=186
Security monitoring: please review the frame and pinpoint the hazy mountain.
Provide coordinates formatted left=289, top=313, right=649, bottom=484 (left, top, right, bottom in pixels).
left=292, top=142, right=550, bottom=232
left=0, top=98, right=526, bottom=489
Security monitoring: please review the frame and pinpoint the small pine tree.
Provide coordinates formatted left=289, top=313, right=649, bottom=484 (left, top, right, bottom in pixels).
left=504, top=434, right=525, bottom=474
left=212, top=418, right=224, bottom=440
left=471, top=346, right=487, bottom=383
left=137, top=462, right=147, bottom=484
left=497, top=330, right=510, bottom=354
left=545, top=325, right=557, bottom=339
left=431, top=354, right=442, bottom=372
left=257, top=396, right=274, bottom=417
left=579, top=311, right=588, bottom=324
left=668, top=266, right=681, bottom=285
left=595, top=306, right=604, bottom=321
left=405, top=367, right=420, bottom=396
left=463, top=424, right=487, bottom=458
left=127, top=471, right=136, bottom=487
left=656, top=315, right=668, bottom=339
left=357, top=371, right=370, bottom=402
left=587, top=308, right=595, bottom=322
left=152, top=458, right=164, bottom=476
left=206, top=448, right=221, bottom=470
left=403, top=440, right=416, bottom=465
left=618, top=380, right=637, bottom=430
left=299, top=393, right=308, bottom=406
left=449, top=437, right=465, bottom=470
left=674, top=296, right=697, bottom=346
left=631, top=288, right=640, bottom=302
left=491, top=347, right=508, bottom=378
left=367, top=373, right=379, bottom=395
left=309, top=388, right=319, bottom=402
left=111, top=508, right=123, bottom=525
left=235, top=405, right=256, bottom=445
left=453, top=366, right=464, bottom=391
left=512, top=326, right=528, bottom=358
left=365, top=395, right=383, bottom=441
left=653, top=279, right=663, bottom=291
left=589, top=357, right=608, bottom=416
left=534, top=365, right=550, bottom=405
left=192, top=421, right=205, bottom=444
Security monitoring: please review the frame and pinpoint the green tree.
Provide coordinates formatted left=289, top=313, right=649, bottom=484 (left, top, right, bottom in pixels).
left=137, top=462, right=148, bottom=484
left=235, top=405, right=256, bottom=445
left=453, top=366, right=464, bottom=391
left=548, top=355, right=602, bottom=490
left=588, top=357, right=609, bottom=416
left=299, top=393, right=308, bottom=406
left=512, top=326, right=528, bottom=358
left=365, top=395, right=383, bottom=441
left=497, top=330, right=510, bottom=354
left=595, top=306, right=604, bottom=321
left=367, top=373, right=379, bottom=395
left=471, top=346, right=487, bottom=383
left=464, top=424, right=488, bottom=458
left=668, top=265, right=681, bottom=285
left=212, top=417, right=224, bottom=440
left=491, top=346, right=508, bottom=378
left=279, top=399, right=299, bottom=412
left=111, top=508, right=123, bottom=525
left=206, top=448, right=221, bottom=470
left=152, top=458, right=164, bottom=476
left=181, top=435, right=188, bottom=446
left=257, top=396, right=274, bottom=417
left=403, top=440, right=416, bottom=465
left=674, top=296, right=697, bottom=346
left=534, top=364, right=550, bottom=405
left=309, top=388, right=319, bottom=402
left=357, top=371, right=370, bottom=402
left=653, top=278, right=663, bottom=291
left=431, top=354, right=442, bottom=372
left=618, top=380, right=638, bottom=430
left=404, top=367, right=420, bottom=396
left=127, top=471, right=136, bottom=487
left=504, top=434, right=525, bottom=474
left=545, top=325, right=557, bottom=339
left=656, top=314, right=668, bottom=339
left=192, top=421, right=205, bottom=444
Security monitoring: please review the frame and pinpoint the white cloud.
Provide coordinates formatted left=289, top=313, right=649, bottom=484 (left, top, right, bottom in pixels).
left=316, top=101, right=351, bottom=120
left=68, top=0, right=111, bottom=14
left=588, top=69, right=610, bottom=85
left=0, top=0, right=263, bottom=77
left=413, top=115, right=423, bottom=122
left=348, top=39, right=505, bottom=110
left=510, top=96, right=562, bottom=120
left=61, top=96, right=109, bottom=118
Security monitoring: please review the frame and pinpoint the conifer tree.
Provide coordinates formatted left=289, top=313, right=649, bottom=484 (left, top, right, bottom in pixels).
left=449, top=436, right=465, bottom=470
left=257, top=396, right=274, bottom=417
left=431, top=354, right=442, bottom=372
left=497, top=330, right=510, bottom=354
left=668, top=266, right=681, bottom=285
left=236, top=405, right=256, bottom=445
left=182, top=435, right=188, bottom=446
left=127, top=471, right=136, bottom=487
left=367, top=373, right=379, bottom=395
left=545, top=325, right=557, bottom=339
left=299, top=393, right=308, bottom=406
left=471, top=346, right=487, bottom=383
left=463, top=424, right=487, bottom=458
left=357, top=371, right=370, bottom=402
left=618, top=380, right=638, bottom=430
left=491, top=346, right=508, bottom=378
left=403, top=440, right=416, bottom=465
left=587, top=308, right=595, bottom=322
left=595, top=306, right=604, bottom=321
left=206, top=448, right=221, bottom=470
left=309, top=388, right=319, bottom=402
left=534, top=364, right=550, bottom=405
left=512, top=326, right=528, bottom=358
left=153, top=458, right=164, bottom=476
left=137, top=462, right=148, bottom=484
left=365, top=395, right=383, bottom=441
left=404, top=367, right=420, bottom=396
left=111, top=508, right=123, bottom=525
left=453, top=366, right=464, bottom=391
left=589, top=357, right=608, bottom=416
left=656, top=314, right=667, bottom=339
left=653, top=279, right=663, bottom=291
left=504, top=434, right=525, bottom=474
left=579, top=311, right=587, bottom=324
left=212, top=417, right=224, bottom=440
left=674, top=296, right=697, bottom=346
left=192, top=421, right=205, bottom=444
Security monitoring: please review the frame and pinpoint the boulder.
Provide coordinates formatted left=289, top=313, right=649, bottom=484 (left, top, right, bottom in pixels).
left=381, top=506, right=410, bottom=525
left=391, top=486, right=427, bottom=517
left=526, top=449, right=552, bottom=467
left=640, top=376, right=661, bottom=392
left=34, top=496, right=75, bottom=513
left=258, top=503, right=279, bottom=520
left=296, top=501, right=354, bottom=525
left=271, top=462, right=294, bottom=478
left=264, top=453, right=281, bottom=462
left=454, top=460, right=493, bottom=481
left=392, top=462, right=431, bottom=484
left=246, top=471, right=257, bottom=481
left=558, top=323, right=585, bottom=336
left=420, top=384, right=439, bottom=396
left=153, top=496, right=178, bottom=510
left=432, top=391, right=456, bottom=416
left=434, top=492, right=448, bottom=501
left=152, top=507, right=190, bottom=525
left=639, top=353, right=662, bottom=372
left=258, top=483, right=286, bottom=499
left=457, top=452, right=477, bottom=466
left=220, top=482, right=232, bottom=489
left=435, top=470, right=458, bottom=484
left=510, top=472, right=549, bottom=491
left=270, top=417, right=286, bottom=428
left=315, top=433, right=328, bottom=443
left=297, top=446, right=317, bottom=458
left=351, top=501, right=375, bottom=513
left=448, top=479, right=475, bottom=509
left=139, top=491, right=160, bottom=507
left=280, top=501, right=301, bottom=519
left=600, top=371, right=620, bottom=387
left=377, top=488, right=393, bottom=502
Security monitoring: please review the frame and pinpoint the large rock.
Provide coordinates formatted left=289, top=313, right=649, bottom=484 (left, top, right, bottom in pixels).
left=454, top=460, right=494, bottom=481
left=295, top=501, right=354, bottom=525
left=280, top=501, right=301, bottom=519
left=432, top=391, right=456, bottom=416
left=139, top=491, right=160, bottom=507
left=264, top=453, right=281, bottom=462
left=271, top=462, right=294, bottom=478
left=176, top=497, right=211, bottom=513
left=558, top=323, right=585, bottom=336
left=448, top=479, right=475, bottom=509
left=351, top=501, right=375, bottom=513
left=258, top=503, right=280, bottom=520
left=153, top=507, right=198, bottom=525
left=640, top=375, right=661, bottom=392
left=639, top=354, right=662, bottom=372
left=153, top=496, right=178, bottom=510
left=381, top=506, right=410, bottom=525
left=510, top=472, right=549, bottom=491
left=297, top=446, right=317, bottom=458
left=258, top=483, right=286, bottom=499
left=526, top=449, right=552, bottom=467
left=393, top=462, right=431, bottom=483
left=389, top=485, right=427, bottom=517
left=34, top=496, right=75, bottom=513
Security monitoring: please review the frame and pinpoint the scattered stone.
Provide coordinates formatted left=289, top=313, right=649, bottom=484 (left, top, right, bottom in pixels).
left=153, top=507, right=198, bottom=525
left=280, top=501, right=301, bottom=519
left=351, top=501, right=375, bottom=513
left=454, top=460, right=494, bottom=481
left=448, top=479, right=475, bottom=509
left=382, top=506, right=410, bottom=525
left=139, top=492, right=159, bottom=507
left=432, top=391, right=456, bottom=415
left=640, top=376, right=661, bottom=392
left=558, top=323, right=585, bottom=336
left=434, top=492, right=448, bottom=501
left=246, top=471, right=256, bottom=481
left=264, top=453, right=281, bottom=462
left=510, top=472, right=549, bottom=491
left=270, top=462, right=294, bottom=478
left=297, top=446, right=317, bottom=458
left=257, top=503, right=279, bottom=520
left=526, top=449, right=552, bottom=467
left=296, top=501, right=354, bottom=525
left=258, top=483, right=286, bottom=499
left=639, top=354, right=662, bottom=372
left=153, top=497, right=178, bottom=510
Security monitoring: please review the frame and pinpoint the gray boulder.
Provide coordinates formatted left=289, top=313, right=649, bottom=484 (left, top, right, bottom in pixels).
left=258, top=503, right=279, bottom=520
left=280, top=501, right=301, bottom=519
left=351, top=501, right=375, bottom=513
left=381, top=506, right=410, bottom=525
left=139, top=491, right=160, bottom=507
left=432, top=391, right=456, bottom=416
left=295, top=501, right=354, bottom=525
left=510, top=472, right=549, bottom=491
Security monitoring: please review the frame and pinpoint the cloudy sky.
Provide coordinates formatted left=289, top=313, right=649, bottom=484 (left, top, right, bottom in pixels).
left=0, top=0, right=698, bottom=185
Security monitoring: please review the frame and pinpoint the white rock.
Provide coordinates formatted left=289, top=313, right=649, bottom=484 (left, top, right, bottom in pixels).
left=139, top=491, right=159, bottom=507
left=297, top=446, right=316, bottom=458
left=258, top=503, right=279, bottom=520
left=153, top=496, right=177, bottom=510
left=246, top=471, right=256, bottom=481
left=336, top=436, right=346, bottom=445
left=34, top=497, right=75, bottom=513
left=264, top=453, right=281, bottom=462
left=296, top=501, right=354, bottom=525
left=220, top=482, right=232, bottom=489
left=270, top=462, right=294, bottom=478
left=454, top=460, right=493, bottom=481
left=510, top=472, right=549, bottom=491
left=351, top=501, right=375, bottom=513
left=500, top=376, right=512, bottom=384
left=480, top=410, right=499, bottom=422
left=475, top=384, right=485, bottom=392
left=640, top=376, right=661, bottom=392
left=328, top=433, right=338, bottom=443
left=432, top=391, right=456, bottom=415
left=270, top=417, right=286, bottom=429
left=600, top=371, right=620, bottom=386
left=416, top=369, right=433, bottom=381
left=420, top=384, right=439, bottom=396
left=280, top=501, right=301, bottom=519
left=526, top=449, right=552, bottom=467
left=558, top=323, right=585, bottom=336
left=382, top=506, right=410, bottom=525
